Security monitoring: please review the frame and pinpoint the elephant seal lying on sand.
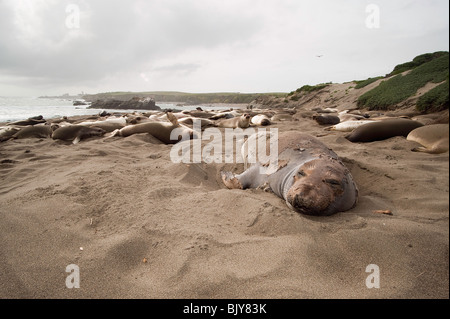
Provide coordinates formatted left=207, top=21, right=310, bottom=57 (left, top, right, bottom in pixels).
left=345, top=118, right=423, bottom=143
left=221, top=131, right=358, bottom=216
left=52, top=125, right=106, bottom=144
left=407, top=124, right=449, bottom=154
left=217, top=114, right=251, bottom=129
left=108, top=112, right=197, bottom=144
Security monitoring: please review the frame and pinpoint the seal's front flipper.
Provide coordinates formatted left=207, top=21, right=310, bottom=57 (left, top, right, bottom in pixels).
left=221, top=164, right=268, bottom=190
left=103, top=129, right=121, bottom=140
left=221, top=171, right=243, bottom=189
left=167, top=112, right=179, bottom=126
left=411, top=146, right=429, bottom=153
left=72, top=136, right=81, bottom=144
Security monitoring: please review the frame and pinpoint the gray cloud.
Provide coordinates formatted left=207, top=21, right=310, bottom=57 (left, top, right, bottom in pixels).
left=0, top=1, right=262, bottom=87
left=0, top=0, right=448, bottom=96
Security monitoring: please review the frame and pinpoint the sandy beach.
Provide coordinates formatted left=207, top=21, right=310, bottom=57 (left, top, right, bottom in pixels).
left=0, top=107, right=448, bottom=299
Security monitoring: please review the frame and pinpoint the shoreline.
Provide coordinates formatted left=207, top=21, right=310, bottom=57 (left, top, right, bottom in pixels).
left=0, top=102, right=250, bottom=124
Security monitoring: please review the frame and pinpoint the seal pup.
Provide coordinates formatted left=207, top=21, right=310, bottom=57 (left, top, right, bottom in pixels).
left=313, top=114, right=340, bottom=125
left=221, top=131, right=358, bottom=216
left=217, top=114, right=251, bottom=129
left=52, top=125, right=106, bottom=144
left=251, top=114, right=271, bottom=126
left=108, top=112, right=197, bottom=144
left=407, top=124, right=449, bottom=154
left=345, top=118, right=424, bottom=143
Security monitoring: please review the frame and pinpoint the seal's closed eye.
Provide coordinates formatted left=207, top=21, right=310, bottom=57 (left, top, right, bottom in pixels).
left=296, top=170, right=306, bottom=177
left=324, top=179, right=341, bottom=185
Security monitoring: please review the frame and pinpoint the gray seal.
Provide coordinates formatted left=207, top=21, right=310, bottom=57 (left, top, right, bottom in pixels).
left=221, top=131, right=358, bottom=216
left=313, top=114, right=340, bottom=125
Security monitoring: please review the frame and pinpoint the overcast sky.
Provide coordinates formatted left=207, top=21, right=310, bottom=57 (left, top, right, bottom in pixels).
left=0, top=0, right=448, bottom=97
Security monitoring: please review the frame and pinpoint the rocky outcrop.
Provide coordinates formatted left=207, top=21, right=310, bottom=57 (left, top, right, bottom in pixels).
left=88, top=97, right=160, bottom=110
left=73, top=100, right=89, bottom=106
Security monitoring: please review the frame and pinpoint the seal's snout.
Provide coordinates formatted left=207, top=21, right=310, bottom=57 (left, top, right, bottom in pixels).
left=287, top=183, right=332, bottom=216
left=291, top=195, right=315, bottom=215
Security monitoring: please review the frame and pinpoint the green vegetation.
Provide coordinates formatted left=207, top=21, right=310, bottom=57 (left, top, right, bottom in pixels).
left=83, top=91, right=287, bottom=104
left=357, top=53, right=449, bottom=110
left=354, top=76, right=383, bottom=89
left=288, top=82, right=331, bottom=97
left=295, top=82, right=331, bottom=93
left=416, top=80, right=449, bottom=112
left=388, top=51, right=449, bottom=76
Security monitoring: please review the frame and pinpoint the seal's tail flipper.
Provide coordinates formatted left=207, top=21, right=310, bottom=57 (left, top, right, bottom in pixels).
left=167, top=112, right=179, bottom=126
left=220, top=171, right=243, bottom=189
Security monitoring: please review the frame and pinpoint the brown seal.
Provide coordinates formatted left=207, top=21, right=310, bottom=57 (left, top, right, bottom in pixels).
left=345, top=118, right=424, bottom=143
left=221, top=131, right=358, bottom=216
left=0, top=127, right=21, bottom=142
left=407, top=124, right=449, bottom=154
left=178, top=117, right=216, bottom=129
left=12, top=125, right=54, bottom=139
left=217, top=114, right=251, bottom=128
left=52, top=125, right=106, bottom=144
left=109, top=112, right=197, bottom=144
left=6, top=116, right=46, bottom=126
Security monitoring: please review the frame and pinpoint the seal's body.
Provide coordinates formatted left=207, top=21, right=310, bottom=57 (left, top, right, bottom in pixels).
left=313, top=114, right=340, bottom=125
left=52, top=125, right=106, bottom=144
left=217, top=114, right=251, bottom=129
left=109, top=112, right=196, bottom=144
left=251, top=114, right=271, bottom=126
left=12, top=125, right=53, bottom=139
left=345, top=119, right=423, bottom=142
left=7, top=116, right=46, bottom=126
left=221, top=131, right=358, bottom=216
left=407, top=124, right=449, bottom=154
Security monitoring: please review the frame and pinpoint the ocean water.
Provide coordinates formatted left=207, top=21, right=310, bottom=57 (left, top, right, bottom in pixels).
left=0, top=97, right=239, bottom=123
left=0, top=97, right=99, bottom=123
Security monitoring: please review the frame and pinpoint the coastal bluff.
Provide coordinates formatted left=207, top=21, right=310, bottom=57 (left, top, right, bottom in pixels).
left=88, top=96, right=161, bottom=110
